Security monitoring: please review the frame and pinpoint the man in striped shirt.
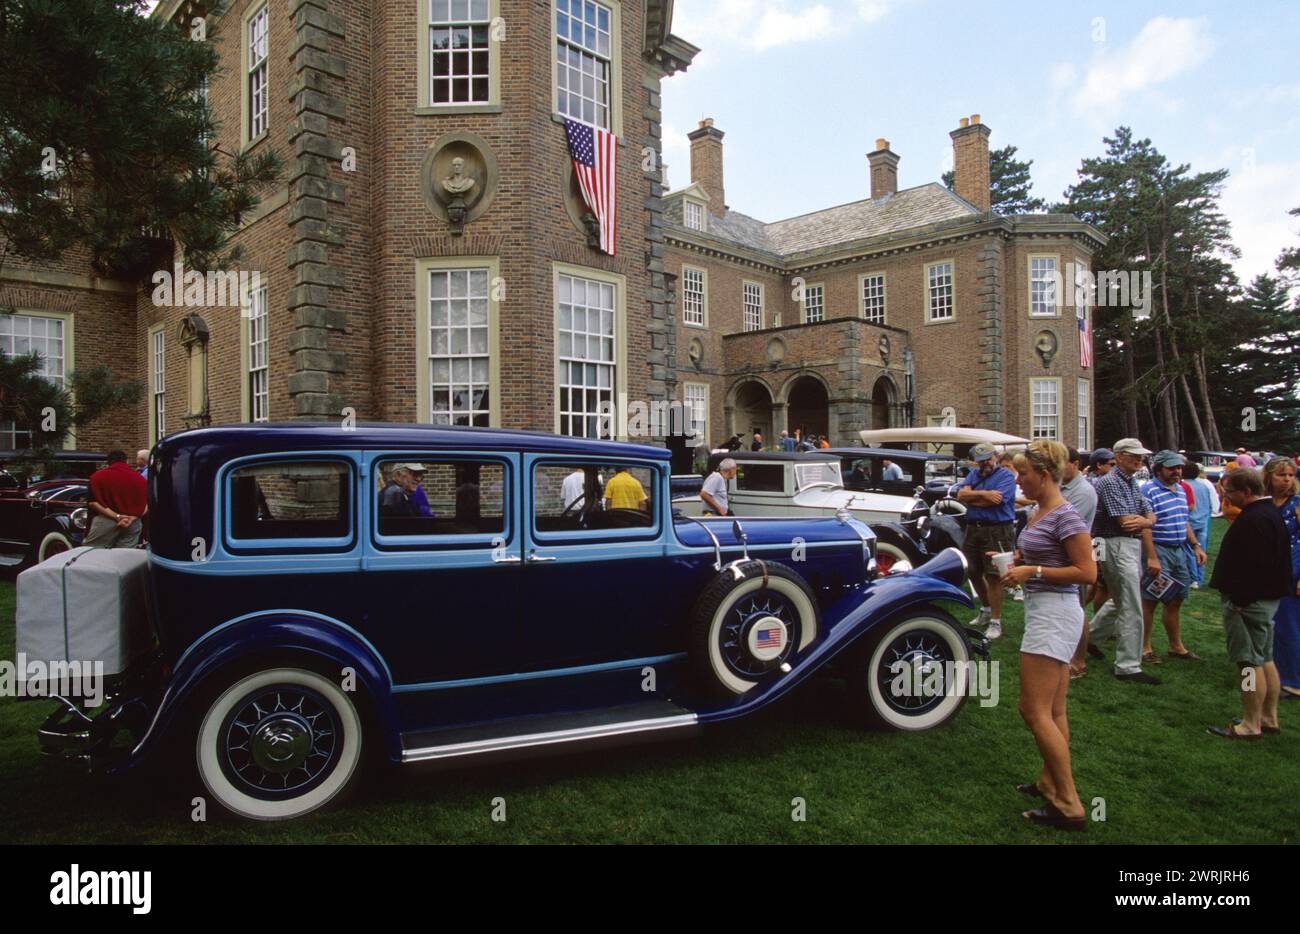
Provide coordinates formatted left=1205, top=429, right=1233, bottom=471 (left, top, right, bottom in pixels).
left=1140, top=450, right=1207, bottom=662
left=1089, top=438, right=1161, bottom=683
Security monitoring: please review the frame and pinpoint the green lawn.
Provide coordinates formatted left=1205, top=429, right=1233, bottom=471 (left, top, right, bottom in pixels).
left=1, top=518, right=1296, bottom=844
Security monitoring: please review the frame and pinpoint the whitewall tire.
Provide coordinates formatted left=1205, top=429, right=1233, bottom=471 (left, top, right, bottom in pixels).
left=196, top=667, right=364, bottom=821
left=855, top=610, right=970, bottom=731
left=37, top=530, right=72, bottom=563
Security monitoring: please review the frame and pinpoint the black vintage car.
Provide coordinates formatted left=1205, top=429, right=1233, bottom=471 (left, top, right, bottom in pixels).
left=824, top=447, right=963, bottom=505
left=0, top=478, right=91, bottom=569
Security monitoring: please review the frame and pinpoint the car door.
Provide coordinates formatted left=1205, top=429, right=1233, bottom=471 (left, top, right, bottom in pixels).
left=519, top=454, right=669, bottom=670
left=361, top=451, right=524, bottom=685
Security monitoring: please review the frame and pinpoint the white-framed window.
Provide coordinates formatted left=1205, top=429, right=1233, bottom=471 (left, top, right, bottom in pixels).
left=245, top=4, right=269, bottom=142
left=803, top=284, right=824, bottom=323
left=926, top=261, right=953, bottom=322
left=743, top=281, right=763, bottom=332
left=151, top=328, right=166, bottom=442
left=1030, top=254, right=1059, bottom=317
left=555, top=0, right=612, bottom=130
left=247, top=287, right=269, bottom=423
left=861, top=273, right=885, bottom=324
left=1031, top=378, right=1060, bottom=440
left=429, top=268, right=492, bottom=426
left=557, top=271, right=617, bottom=438
left=681, top=266, right=706, bottom=327
left=0, top=313, right=66, bottom=449
left=684, top=382, right=709, bottom=444
left=429, top=0, right=491, bottom=105
left=1077, top=378, right=1090, bottom=450
left=684, top=200, right=704, bottom=231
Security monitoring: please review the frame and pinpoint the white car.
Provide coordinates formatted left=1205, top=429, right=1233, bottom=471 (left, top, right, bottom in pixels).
left=674, top=452, right=930, bottom=572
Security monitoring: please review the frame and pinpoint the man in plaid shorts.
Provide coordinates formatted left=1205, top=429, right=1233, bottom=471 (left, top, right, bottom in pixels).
left=952, top=442, right=1018, bottom=640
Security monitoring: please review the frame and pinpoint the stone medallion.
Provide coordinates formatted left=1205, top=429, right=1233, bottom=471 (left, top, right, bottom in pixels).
left=421, top=132, right=498, bottom=234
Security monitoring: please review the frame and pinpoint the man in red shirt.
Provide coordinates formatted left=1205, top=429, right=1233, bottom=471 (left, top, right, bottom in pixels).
left=85, top=450, right=148, bottom=548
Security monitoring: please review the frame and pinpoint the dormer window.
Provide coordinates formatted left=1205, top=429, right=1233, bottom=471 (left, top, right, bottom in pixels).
left=684, top=200, right=705, bottom=231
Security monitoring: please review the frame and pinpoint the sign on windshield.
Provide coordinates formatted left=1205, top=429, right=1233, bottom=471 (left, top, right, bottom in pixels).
left=794, top=462, right=842, bottom=490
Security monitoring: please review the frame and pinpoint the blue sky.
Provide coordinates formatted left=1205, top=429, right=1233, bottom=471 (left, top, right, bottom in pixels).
left=661, top=0, right=1300, bottom=284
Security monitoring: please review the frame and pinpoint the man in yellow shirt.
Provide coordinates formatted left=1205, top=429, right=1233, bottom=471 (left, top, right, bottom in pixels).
left=603, top=466, right=649, bottom=511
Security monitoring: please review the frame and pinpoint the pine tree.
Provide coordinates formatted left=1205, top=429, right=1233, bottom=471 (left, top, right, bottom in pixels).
left=942, top=144, right=1047, bottom=214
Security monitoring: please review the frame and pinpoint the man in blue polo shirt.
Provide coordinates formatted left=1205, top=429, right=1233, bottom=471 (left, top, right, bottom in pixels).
left=1140, top=450, right=1207, bottom=662
left=951, top=442, right=1018, bottom=639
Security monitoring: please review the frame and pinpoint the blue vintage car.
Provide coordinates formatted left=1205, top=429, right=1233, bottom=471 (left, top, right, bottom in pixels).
left=26, top=424, right=981, bottom=821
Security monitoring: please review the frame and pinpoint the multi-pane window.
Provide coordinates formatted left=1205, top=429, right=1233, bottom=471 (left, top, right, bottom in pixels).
left=682, top=267, right=705, bottom=326
left=1031, top=379, right=1059, bottom=440
left=684, top=383, right=708, bottom=443
left=1077, top=379, right=1090, bottom=450
left=743, top=281, right=763, bottom=332
left=429, top=268, right=491, bottom=427
left=927, top=262, right=953, bottom=321
left=247, top=5, right=268, bottom=140
left=1030, top=256, right=1058, bottom=316
left=247, top=287, right=269, bottom=423
left=555, top=0, right=612, bottom=129
left=803, top=284, right=824, bottom=323
left=152, top=329, right=166, bottom=441
left=862, top=274, right=885, bottom=323
left=0, top=314, right=64, bottom=449
left=429, top=0, right=491, bottom=105
left=557, top=273, right=616, bottom=438
left=684, top=200, right=704, bottom=231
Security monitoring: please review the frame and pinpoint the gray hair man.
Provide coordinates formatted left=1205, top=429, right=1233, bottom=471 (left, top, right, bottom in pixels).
left=700, top=458, right=738, bottom=517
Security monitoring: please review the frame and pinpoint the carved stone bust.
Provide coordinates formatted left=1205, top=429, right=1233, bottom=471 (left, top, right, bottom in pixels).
left=1034, top=329, right=1059, bottom=367
left=441, top=157, right=477, bottom=197
left=421, top=133, right=498, bottom=235
left=877, top=333, right=891, bottom=367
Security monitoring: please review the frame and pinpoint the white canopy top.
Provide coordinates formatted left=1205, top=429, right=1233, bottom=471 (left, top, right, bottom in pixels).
left=858, top=427, right=1031, bottom=452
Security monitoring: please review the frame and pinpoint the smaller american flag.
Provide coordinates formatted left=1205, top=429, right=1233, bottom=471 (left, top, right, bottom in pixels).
left=755, top=627, right=783, bottom=650
left=1078, top=303, right=1093, bottom=368
left=565, top=118, right=618, bottom=256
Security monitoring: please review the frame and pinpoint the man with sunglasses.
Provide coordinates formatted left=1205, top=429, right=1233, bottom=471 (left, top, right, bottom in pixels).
left=1089, top=438, right=1162, bottom=684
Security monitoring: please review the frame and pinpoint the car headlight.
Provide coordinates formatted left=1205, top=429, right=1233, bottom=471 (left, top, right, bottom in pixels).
left=71, top=507, right=88, bottom=531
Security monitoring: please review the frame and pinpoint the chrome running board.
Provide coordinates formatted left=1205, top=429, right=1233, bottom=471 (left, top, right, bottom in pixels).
left=401, top=712, right=700, bottom=765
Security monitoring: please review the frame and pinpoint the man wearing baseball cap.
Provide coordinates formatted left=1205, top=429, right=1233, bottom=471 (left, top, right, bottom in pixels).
left=1089, top=448, right=1116, bottom=479
left=951, top=442, right=1019, bottom=639
left=379, top=463, right=427, bottom=518
left=1088, top=438, right=1162, bottom=684
left=1139, top=450, right=1207, bottom=662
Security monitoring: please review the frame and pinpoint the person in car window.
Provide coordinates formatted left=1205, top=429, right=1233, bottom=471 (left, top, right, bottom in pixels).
left=603, top=466, right=648, bottom=511
left=379, top=464, right=424, bottom=517
left=701, top=459, right=737, bottom=516
left=882, top=458, right=904, bottom=482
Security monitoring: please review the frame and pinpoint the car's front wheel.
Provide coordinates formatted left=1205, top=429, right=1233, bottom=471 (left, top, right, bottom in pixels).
left=35, top=529, right=73, bottom=564
left=849, top=608, right=971, bottom=731
left=196, top=667, right=365, bottom=821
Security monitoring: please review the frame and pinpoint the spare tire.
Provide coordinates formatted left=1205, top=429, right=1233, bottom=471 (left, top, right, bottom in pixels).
left=687, top=560, right=820, bottom=697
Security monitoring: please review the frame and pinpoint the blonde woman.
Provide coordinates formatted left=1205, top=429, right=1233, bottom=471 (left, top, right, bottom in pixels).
left=1000, top=440, right=1097, bottom=830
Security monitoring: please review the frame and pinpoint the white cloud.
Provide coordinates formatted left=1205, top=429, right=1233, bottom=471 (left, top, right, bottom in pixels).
left=753, top=4, right=835, bottom=50
left=1218, top=153, right=1300, bottom=283
left=1066, top=17, right=1214, bottom=119
left=661, top=123, right=692, bottom=192
left=672, top=0, right=861, bottom=55
left=855, top=0, right=902, bottom=24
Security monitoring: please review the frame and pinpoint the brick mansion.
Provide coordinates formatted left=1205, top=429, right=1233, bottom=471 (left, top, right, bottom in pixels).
left=0, top=0, right=1105, bottom=458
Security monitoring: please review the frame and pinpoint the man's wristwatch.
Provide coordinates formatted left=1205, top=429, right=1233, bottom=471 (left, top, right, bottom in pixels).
left=1034, top=565, right=1043, bottom=580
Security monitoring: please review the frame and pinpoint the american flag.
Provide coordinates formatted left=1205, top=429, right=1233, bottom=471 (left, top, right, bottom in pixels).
left=1078, top=303, right=1093, bottom=368
left=755, top=627, right=782, bottom=649
left=564, top=119, right=617, bottom=256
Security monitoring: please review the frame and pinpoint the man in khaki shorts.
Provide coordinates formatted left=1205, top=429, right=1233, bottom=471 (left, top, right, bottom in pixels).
left=952, top=442, right=1018, bottom=639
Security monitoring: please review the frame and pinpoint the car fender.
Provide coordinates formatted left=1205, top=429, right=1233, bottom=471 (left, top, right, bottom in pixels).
left=869, top=520, right=924, bottom=558
left=697, top=549, right=974, bottom=722
left=116, top=612, right=400, bottom=772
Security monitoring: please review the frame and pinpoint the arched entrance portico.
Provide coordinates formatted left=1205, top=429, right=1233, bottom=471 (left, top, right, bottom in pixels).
left=728, top=379, right=774, bottom=446
left=785, top=373, right=830, bottom=441
left=870, top=374, right=898, bottom=430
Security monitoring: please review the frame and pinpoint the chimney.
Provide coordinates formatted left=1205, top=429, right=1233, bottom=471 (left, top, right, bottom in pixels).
left=688, top=118, right=726, bottom=217
left=949, top=113, right=991, bottom=212
left=867, top=138, right=899, bottom=199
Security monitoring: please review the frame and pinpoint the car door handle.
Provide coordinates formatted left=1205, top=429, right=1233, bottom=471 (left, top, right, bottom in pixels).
left=527, top=550, right=557, bottom=563
left=492, top=553, right=522, bottom=564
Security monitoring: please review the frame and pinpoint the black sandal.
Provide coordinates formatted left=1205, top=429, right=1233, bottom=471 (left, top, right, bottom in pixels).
left=1023, top=802, right=1086, bottom=831
left=1016, top=782, right=1045, bottom=798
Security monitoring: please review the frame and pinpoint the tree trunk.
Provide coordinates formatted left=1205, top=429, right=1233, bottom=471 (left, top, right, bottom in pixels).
left=1121, top=319, right=1140, bottom=438
left=1189, top=286, right=1223, bottom=449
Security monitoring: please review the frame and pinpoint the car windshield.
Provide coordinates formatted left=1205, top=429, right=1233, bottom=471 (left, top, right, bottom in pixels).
left=924, top=460, right=957, bottom=481
left=794, top=462, right=842, bottom=490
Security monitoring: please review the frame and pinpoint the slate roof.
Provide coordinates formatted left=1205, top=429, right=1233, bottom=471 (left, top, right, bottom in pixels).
left=664, top=182, right=982, bottom=259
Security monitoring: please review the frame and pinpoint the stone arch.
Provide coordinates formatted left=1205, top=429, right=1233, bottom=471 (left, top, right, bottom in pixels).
left=870, top=373, right=900, bottom=430
left=782, top=371, right=831, bottom=442
left=726, top=378, right=775, bottom=447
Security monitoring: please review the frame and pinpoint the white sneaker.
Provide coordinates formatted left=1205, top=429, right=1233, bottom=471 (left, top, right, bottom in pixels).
left=1191, top=582, right=1200, bottom=590
left=1012, top=587, right=1025, bottom=602
left=985, top=621, right=1003, bottom=640
left=977, top=609, right=992, bottom=627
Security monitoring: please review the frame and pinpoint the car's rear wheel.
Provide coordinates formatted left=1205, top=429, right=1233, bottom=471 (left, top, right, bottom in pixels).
left=196, top=667, right=364, bottom=821
left=36, top=530, right=72, bottom=564
left=688, top=561, right=820, bottom=696
left=871, top=530, right=924, bottom=576
left=849, top=608, right=971, bottom=731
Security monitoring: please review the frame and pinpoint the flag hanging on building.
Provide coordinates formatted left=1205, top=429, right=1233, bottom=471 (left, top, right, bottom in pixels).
left=564, top=118, right=617, bottom=256
left=1078, top=302, right=1093, bottom=368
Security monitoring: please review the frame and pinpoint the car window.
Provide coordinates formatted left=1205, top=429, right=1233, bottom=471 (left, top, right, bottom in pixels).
left=376, top=459, right=505, bottom=537
left=794, top=462, right=841, bottom=490
left=735, top=464, right=784, bottom=492
left=230, top=461, right=350, bottom=540
left=534, top=462, right=655, bottom=532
